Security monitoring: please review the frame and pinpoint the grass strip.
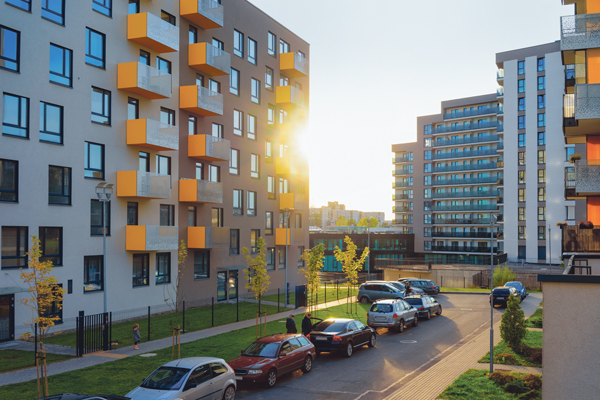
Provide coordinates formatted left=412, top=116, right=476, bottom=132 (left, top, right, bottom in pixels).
left=437, top=369, right=538, bottom=400
left=525, top=308, right=543, bottom=328
left=262, top=286, right=359, bottom=307
left=0, top=350, right=74, bottom=374
left=479, top=330, right=543, bottom=367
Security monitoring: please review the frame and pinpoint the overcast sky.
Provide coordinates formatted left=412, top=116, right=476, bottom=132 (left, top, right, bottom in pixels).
left=249, top=0, right=571, bottom=219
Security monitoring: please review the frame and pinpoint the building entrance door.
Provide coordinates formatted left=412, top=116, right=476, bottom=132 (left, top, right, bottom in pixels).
left=217, top=272, right=227, bottom=301
left=0, top=294, right=15, bottom=342
left=217, top=271, right=239, bottom=302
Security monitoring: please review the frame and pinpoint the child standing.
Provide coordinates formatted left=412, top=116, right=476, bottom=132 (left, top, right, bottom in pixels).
left=133, top=324, right=140, bottom=350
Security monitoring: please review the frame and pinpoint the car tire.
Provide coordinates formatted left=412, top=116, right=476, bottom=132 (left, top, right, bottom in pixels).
left=266, top=369, right=277, bottom=388
left=436, top=305, right=442, bottom=316
left=368, top=333, right=376, bottom=348
left=397, top=319, right=404, bottom=333
left=301, top=355, right=313, bottom=373
left=426, top=310, right=431, bottom=320
left=359, top=297, right=369, bottom=304
left=346, top=342, right=354, bottom=357
left=412, top=314, right=418, bottom=327
left=222, top=385, right=236, bottom=400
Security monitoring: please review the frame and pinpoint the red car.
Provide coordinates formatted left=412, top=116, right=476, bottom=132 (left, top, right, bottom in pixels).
left=228, top=333, right=316, bottom=388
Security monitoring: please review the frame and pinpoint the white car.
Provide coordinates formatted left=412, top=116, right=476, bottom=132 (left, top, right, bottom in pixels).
left=126, top=357, right=236, bottom=400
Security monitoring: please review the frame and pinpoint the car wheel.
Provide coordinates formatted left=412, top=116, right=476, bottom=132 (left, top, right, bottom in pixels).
left=222, top=385, right=236, bottom=400
left=301, top=355, right=313, bottom=373
left=426, top=310, right=431, bottom=320
left=266, top=369, right=277, bottom=388
left=359, top=297, right=369, bottom=304
left=368, top=333, right=376, bottom=348
left=346, top=342, right=354, bottom=357
left=436, top=305, right=442, bottom=316
left=397, top=319, right=404, bottom=333
left=412, top=314, right=418, bottom=327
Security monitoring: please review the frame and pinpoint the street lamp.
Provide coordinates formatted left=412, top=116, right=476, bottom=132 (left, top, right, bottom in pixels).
left=283, top=208, right=291, bottom=308
left=489, top=213, right=497, bottom=373
left=95, top=182, right=113, bottom=314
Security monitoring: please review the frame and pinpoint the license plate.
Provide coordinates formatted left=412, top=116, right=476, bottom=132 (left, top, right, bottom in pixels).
left=375, top=317, right=386, bottom=321
left=496, top=297, right=504, bottom=300
left=315, top=336, right=327, bottom=340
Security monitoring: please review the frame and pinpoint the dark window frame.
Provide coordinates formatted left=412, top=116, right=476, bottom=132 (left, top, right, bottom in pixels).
left=84, top=141, right=105, bottom=179
left=39, top=226, right=63, bottom=266
left=229, top=229, right=239, bottom=255
left=91, top=199, right=111, bottom=236
left=155, top=252, right=171, bottom=285
left=233, top=189, right=243, bottom=215
left=233, top=29, right=244, bottom=58
left=48, top=165, right=71, bottom=205
left=250, top=229, right=260, bottom=254
left=49, top=43, right=72, bottom=86
left=0, top=158, right=18, bottom=202
left=265, top=211, right=273, bottom=235
left=1, top=226, right=27, bottom=269
left=84, top=255, right=104, bottom=292
left=127, top=201, right=138, bottom=225
left=132, top=253, right=149, bottom=287
left=85, top=27, right=106, bottom=69
left=247, top=191, right=257, bottom=216
left=267, top=31, right=276, bottom=57
left=92, top=0, right=112, bottom=17
left=230, top=68, right=240, bottom=96
left=247, top=37, right=257, bottom=65
left=194, top=250, right=209, bottom=279
left=6, top=0, right=31, bottom=12
left=2, top=93, right=29, bottom=138
left=40, top=101, right=64, bottom=144
left=91, top=87, right=111, bottom=125
left=42, top=0, right=66, bottom=25
left=0, top=25, right=20, bottom=73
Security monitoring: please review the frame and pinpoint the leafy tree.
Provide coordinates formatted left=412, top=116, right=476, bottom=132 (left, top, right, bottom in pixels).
left=346, top=218, right=357, bottom=226
left=500, top=293, right=527, bottom=349
left=164, top=240, right=188, bottom=328
left=336, top=216, right=347, bottom=226
left=357, top=217, right=369, bottom=227
left=20, top=236, right=66, bottom=399
left=493, top=264, right=517, bottom=287
left=368, top=217, right=379, bottom=227
left=334, top=236, right=369, bottom=313
left=243, top=237, right=270, bottom=315
left=299, top=243, right=325, bottom=314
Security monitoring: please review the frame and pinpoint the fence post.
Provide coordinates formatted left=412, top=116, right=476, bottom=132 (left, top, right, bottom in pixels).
left=236, top=295, right=239, bottom=322
left=337, top=281, right=339, bottom=300
left=102, top=312, right=109, bottom=351
left=278, top=288, right=280, bottom=313
left=325, top=281, right=327, bottom=305
left=77, top=311, right=84, bottom=357
left=212, top=297, right=214, bottom=327
left=147, top=306, right=151, bottom=341
left=183, top=301, right=186, bottom=333
left=109, top=312, right=112, bottom=350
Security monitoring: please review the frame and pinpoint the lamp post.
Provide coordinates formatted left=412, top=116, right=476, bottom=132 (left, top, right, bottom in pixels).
left=366, top=226, right=370, bottom=279
left=548, top=225, right=552, bottom=272
left=95, top=182, right=113, bottom=314
left=284, top=208, right=291, bottom=308
left=489, top=213, right=497, bottom=373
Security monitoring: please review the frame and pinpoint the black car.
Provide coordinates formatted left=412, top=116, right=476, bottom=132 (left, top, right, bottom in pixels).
left=404, top=295, right=442, bottom=320
left=489, top=286, right=520, bottom=307
left=398, top=278, right=440, bottom=295
left=308, top=318, right=376, bottom=357
left=38, top=395, right=130, bottom=400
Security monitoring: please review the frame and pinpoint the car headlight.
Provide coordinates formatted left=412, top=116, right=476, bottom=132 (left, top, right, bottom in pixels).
left=248, top=369, right=263, bottom=374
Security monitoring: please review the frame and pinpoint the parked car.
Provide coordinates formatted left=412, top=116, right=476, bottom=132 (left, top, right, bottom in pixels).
left=404, top=295, right=442, bottom=320
left=398, top=278, right=440, bottom=295
left=489, top=286, right=520, bottom=307
left=38, top=395, right=130, bottom=400
left=309, top=318, right=376, bottom=357
left=366, top=299, right=419, bottom=333
left=368, top=280, right=426, bottom=296
left=357, top=281, right=423, bottom=303
left=229, top=333, right=315, bottom=388
left=504, top=281, right=527, bottom=300
left=126, top=357, right=236, bottom=400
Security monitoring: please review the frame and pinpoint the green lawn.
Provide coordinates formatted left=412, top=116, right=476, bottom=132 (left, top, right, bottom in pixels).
left=262, top=286, right=359, bottom=307
left=0, top=350, right=74, bottom=374
left=525, top=308, right=543, bottom=328
left=44, top=302, right=284, bottom=349
left=0, top=303, right=370, bottom=400
left=479, top=331, right=543, bottom=367
left=437, top=369, right=539, bottom=400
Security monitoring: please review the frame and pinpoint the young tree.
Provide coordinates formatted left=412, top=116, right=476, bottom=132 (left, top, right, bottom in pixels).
left=299, top=243, right=325, bottom=314
left=334, top=236, right=369, bottom=313
left=368, top=217, right=379, bottom=228
left=357, top=217, right=369, bottom=227
left=336, top=216, right=347, bottom=226
left=500, top=293, right=527, bottom=349
left=346, top=218, right=357, bottom=226
left=164, top=240, right=188, bottom=328
left=20, top=236, right=66, bottom=399
left=243, top=237, right=270, bottom=315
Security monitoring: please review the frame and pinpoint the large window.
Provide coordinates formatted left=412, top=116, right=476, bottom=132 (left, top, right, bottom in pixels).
left=268, top=104, right=275, bottom=125
left=566, top=147, right=575, bottom=162
left=160, top=107, right=175, bottom=126
left=212, top=123, right=223, bottom=138
left=230, top=68, right=240, bottom=95
left=40, top=102, right=63, bottom=144
left=538, top=58, right=545, bottom=72
left=518, top=61, right=525, bottom=75
left=6, top=0, right=30, bottom=11
left=84, top=256, right=103, bottom=292
left=538, top=188, right=546, bottom=202
left=0, top=159, right=18, bottom=202
left=518, top=97, right=525, bottom=111
left=233, top=110, right=243, bottom=136
left=518, top=207, right=525, bottom=221
left=230, top=149, right=239, bottom=175
left=160, top=204, right=175, bottom=226
left=156, top=155, right=171, bottom=175
left=41, top=1, right=64, bottom=23
left=132, top=253, right=149, bottom=287
left=538, top=132, right=545, bottom=146
left=518, top=152, right=526, bottom=165
left=538, top=169, right=546, bottom=183
left=268, top=32, right=276, bottom=56
left=128, top=97, right=139, bottom=120
left=212, top=207, right=223, bottom=227
left=251, top=154, right=259, bottom=178
left=2, top=93, right=29, bottom=138
left=538, top=150, right=545, bottom=164
left=194, top=250, right=209, bottom=279
left=518, top=226, right=526, bottom=240
left=538, top=226, right=546, bottom=240
left=518, top=115, right=525, bottom=130
left=155, top=253, right=170, bottom=284
left=248, top=191, right=257, bottom=216
left=85, top=28, right=105, bottom=68
left=278, top=247, right=286, bottom=269
left=247, top=114, right=256, bottom=140
left=1, top=226, right=27, bottom=269
left=265, top=141, right=272, bottom=162
left=91, top=199, right=110, bottom=235
left=229, top=229, right=239, bottom=255
left=518, top=188, right=526, bottom=202
left=267, top=176, right=275, bottom=199
left=538, top=207, right=546, bottom=221
left=518, top=170, right=526, bottom=184
left=538, top=76, right=545, bottom=90
left=250, top=229, right=260, bottom=254
left=0, top=25, right=19, bottom=72
left=40, top=227, right=62, bottom=266
left=92, top=0, right=112, bottom=17
left=49, top=166, right=71, bottom=205
left=279, top=39, right=290, bottom=54
left=538, top=95, right=545, bottom=109
left=49, top=44, right=71, bottom=86
left=266, top=211, right=273, bottom=235
left=127, top=202, right=138, bottom=225
left=267, top=248, right=275, bottom=270
left=248, top=38, right=257, bottom=64
left=538, top=113, right=545, bottom=127
left=518, top=133, right=526, bottom=147
left=91, top=87, right=111, bottom=125
left=233, top=189, right=243, bottom=215
left=233, top=30, right=244, bottom=58
left=251, top=78, right=260, bottom=104
left=128, top=0, right=140, bottom=15
left=265, top=67, right=273, bottom=91
left=84, top=142, right=104, bottom=179
left=518, top=79, right=525, bottom=93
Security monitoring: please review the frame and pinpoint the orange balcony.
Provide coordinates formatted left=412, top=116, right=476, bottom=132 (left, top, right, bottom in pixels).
left=180, top=85, right=223, bottom=116
left=189, top=43, right=230, bottom=76
left=280, top=52, right=309, bottom=78
left=188, top=134, right=230, bottom=162
left=118, top=62, right=171, bottom=99
left=127, top=12, right=179, bottom=53
left=280, top=193, right=307, bottom=210
left=276, top=156, right=307, bottom=176
left=180, top=0, right=224, bottom=29
left=127, top=119, right=178, bottom=151
left=275, top=228, right=305, bottom=246
left=276, top=86, right=305, bottom=108
left=179, top=178, right=223, bottom=203
left=187, top=226, right=229, bottom=249
left=116, top=171, right=171, bottom=199
left=126, top=225, right=178, bottom=251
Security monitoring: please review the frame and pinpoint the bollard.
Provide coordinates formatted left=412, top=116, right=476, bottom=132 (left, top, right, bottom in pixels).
left=147, top=306, right=151, bottom=341
left=278, top=288, right=280, bottom=313
left=325, top=281, right=327, bottom=305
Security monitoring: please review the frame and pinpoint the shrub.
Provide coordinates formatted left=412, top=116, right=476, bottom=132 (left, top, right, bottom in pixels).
left=489, top=371, right=515, bottom=386
left=515, top=344, right=543, bottom=365
left=519, top=389, right=541, bottom=400
left=529, top=349, right=543, bottom=364
left=500, top=293, right=527, bottom=349
left=523, top=374, right=542, bottom=390
left=493, top=265, right=517, bottom=287
left=494, top=352, right=517, bottom=364
left=504, top=379, right=530, bottom=394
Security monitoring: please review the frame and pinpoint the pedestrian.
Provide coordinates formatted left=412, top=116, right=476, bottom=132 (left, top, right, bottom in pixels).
left=133, top=323, right=140, bottom=350
left=286, top=314, right=297, bottom=334
left=404, top=282, right=412, bottom=297
left=302, top=312, right=312, bottom=336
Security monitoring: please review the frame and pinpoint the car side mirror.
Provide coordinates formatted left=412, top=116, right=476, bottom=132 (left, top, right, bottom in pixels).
left=186, top=382, right=198, bottom=390
left=279, top=353, right=287, bottom=357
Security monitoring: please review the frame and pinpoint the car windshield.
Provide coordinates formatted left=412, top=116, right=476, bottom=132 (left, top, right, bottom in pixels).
left=243, top=342, right=280, bottom=358
left=505, top=282, right=520, bottom=288
left=370, top=303, right=393, bottom=313
left=404, top=298, right=422, bottom=306
left=141, top=366, right=190, bottom=390
left=314, top=320, right=347, bottom=333
left=389, top=282, right=405, bottom=291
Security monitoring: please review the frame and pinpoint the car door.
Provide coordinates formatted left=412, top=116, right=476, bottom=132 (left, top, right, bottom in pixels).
left=183, top=363, right=217, bottom=400
left=430, top=296, right=440, bottom=313
left=276, top=341, right=296, bottom=374
left=347, top=321, right=362, bottom=345
left=354, top=320, right=371, bottom=344
left=401, top=300, right=414, bottom=322
left=209, top=362, right=230, bottom=400
left=287, top=338, right=305, bottom=370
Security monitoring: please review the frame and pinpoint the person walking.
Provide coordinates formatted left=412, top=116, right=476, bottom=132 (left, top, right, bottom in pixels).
left=133, top=324, right=141, bottom=350
left=286, top=314, right=297, bottom=334
left=302, top=312, right=312, bottom=336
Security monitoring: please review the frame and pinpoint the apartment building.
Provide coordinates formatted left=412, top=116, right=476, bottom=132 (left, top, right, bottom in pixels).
left=0, top=0, right=309, bottom=342
left=310, top=201, right=385, bottom=228
left=392, top=94, right=504, bottom=266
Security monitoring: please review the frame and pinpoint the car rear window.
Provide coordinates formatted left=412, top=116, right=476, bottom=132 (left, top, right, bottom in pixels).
left=314, top=321, right=347, bottom=333
left=493, top=289, right=511, bottom=296
left=298, top=336, right=310, bottom=346
left=404, top=298, right=422, bottom=306
left=370, top=303, right=393, bottom=313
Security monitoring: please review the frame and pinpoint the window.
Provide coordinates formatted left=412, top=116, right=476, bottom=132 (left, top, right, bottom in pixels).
left=156, top=155, right=171, bottom=175
left=6, top=0, right=30, bottom=11
left=84, top=256, right=103, bottom=292
left=518, top=246, right=526, bottom=259
left=194, top=251, right=209, bottom=279
left=538, top=95, right=545, bottom=109
left=196, top=73, right=204, bottom=86
left=518, top=97, right=525, bottom=111
left=538, top=207, right=546, bottom=221
left=2, top=93, right=29, bottom=138
left=84, top=142, right=104, bottom=179
left=424, top=138, right=432, bottom=147
left=208, top=165, right=219, bottom=182
left=85, top=28, right=105, bottom=68
left=566, top=147, right=575, bottom=161
left=247, top=114, right=256, bottom=140
left=161, top=10, right=176, bottom=25
left=211, top=207, right=223, bottom=227
left=268, top=104, right=275, bottom=125
left=247, top=37, right=257, bottom=64
left=250, top=230, right=260, bottom=254
left=251, top=78, right=260, bottom=104
left=266, top=211, right=274, bottom=235
left=0, top=25, right=19, bottom=72
left=518, top=188, right=526, bottom=202
left=518, top=115, right=525, bottom=130
left=268, top=32, right=276, bottom=56
left=518, top=207, right=526, bottom=221
left=233, top=30, right=244, bottom=58
left=160, top=107, right=175, bottom=126
left=233, top=189, right=243, bottom=215
left=538, top=58, right=545, bottom=72
left=230, top=68, right=240, bottom=95
left=140, top=152, right=150, bottom=172
left=538, top=132, right=545, bottom=146
left=251, top=154, right=259, bottom=178
left=229, top=229, right=239, bottom=255
left=298, top=246, right=305, bottom=268
left=279, top=109, right=288, bottom=124
left=267, top=248, right=275, bottom=270
left=424, top=214, right=432, bottom=224
left=209, top=78, right=220, bottom=94
left=212, top=123, right=223, bottom=138
left=1, top=226, right=27, bottom=268
left=127, top=202, right=138, bottom=225
left=518, top=133, right=526, bottom=147
left=538, top=113, right=545, bottom=127
left=189, top=25, right=197, bottom=44
left=538, top=150, right=545, bottom=164
left=538, top=76, right=545, bottom=90
left=566, top=166, right=575, bottom=184
left=424, top=125, right=432, bottom=134
left=518, top=152, right=526, bottom=165
left=537, top=226, right=546, bottom=240
left=138, top=50, right=150, bottom=65
left=518, top=61, right=525, bottom=75
left=188, top=116, right=197, bottom=135
left=424, top=176, right=431, bottom=185
left=280, top=74, right=289, bottom=86
left=160, top=204, right=175, bottom=226
left=230, top=149, right=239, bottom=175
left=518, top=170, right=526, bottom=184
left=132, top=254, right=149, bottom=287
left=91, top=87, right=111, bottom=125
left=265, top=67, right=274, bottom=91
left=280, top=39, right=290, bottom=54
left=0, top=159, right=18, bottom=202
left=248, top=191, right=257, bottom=216
left=155, top=253, right=170, bottom=284
left=267, top=176, right=275, bottom=199
left=49, top=166, right=71, bottom=205
left=233, top=110, right=243, bottom=136
left=128, top=98, right=139, bottom=120
left=40, top=227, right=62, bottom=266
left=90, top=199, right=110, bottom=235
left=40, top=102, right=63, bottom=144
left=567, top=206, right=575, bottom=220
left=212, top=38, right=224, bottom=50
left=278, top=247, right=286, bottom=269
left=538, top=169, right=546, bottom=183
left=424, top=150, right=431, bottom=160
left=518, top=226, right=526, bottom=240
left=93, top=0, right=111, bottom=16
left=538, top=188, right=546, bottom=202
left=265, top=140, right=272, bottom=162
left=424, top=189, right=431, bottom=199
left=49, top=44, right=71, bottom=86
left=518, top=79, right=525, bottom=93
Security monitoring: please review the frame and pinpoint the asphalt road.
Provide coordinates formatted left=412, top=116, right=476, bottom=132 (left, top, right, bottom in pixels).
left=236, top=292, right=542, bottom=400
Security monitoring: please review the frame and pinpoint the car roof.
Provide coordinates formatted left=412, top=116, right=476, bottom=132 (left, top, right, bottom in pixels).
left=372, top=299, right=403, bottom=304
left=255, top=333, right=302, bottom=343
left=364, top=281, right=395, bottom=284
left=162, top=357, right=225, bottom=368
left=404, top=295, right=424, bottom=299
left=37, top=395, right=130, bottom=400
left=505, top=281, right=522, bottom=285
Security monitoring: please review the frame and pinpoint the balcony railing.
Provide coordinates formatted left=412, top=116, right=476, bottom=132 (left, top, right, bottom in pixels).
left=434, top=218, right=495, bottom=225
left=433, top=135, right=499, bottom=147
left=432, top=232, right=497, bottom=239
left=497, top=69, right=504, bottom=80
left=497, top=142, right=504, bottom=149
left=432, top=120, right=500, bottom=134
left=574, top=159, right=600, bottom=195
left=497, top=87, right=504, bottom=97
left=392, top=194, right=410, bottom=200
left=431, top=204, right=498, bottom=212
left=562, top=225, right=600, bottom=253
left=432, top=162, right=498, bottom=173
left=431, top=245, right=498, bottom=253
left=574, top=83, right=600, bottom=120
left=432, top=148, right=499, bottom=160
left=188, top=134, right=230, bottom=162
left=560, top=13, right=600, bottom=51
left=275, top=228, right=305, bottom=246
left=179, top=178, right=223, bottom=203
left=276, top=156, right=307, bottom=175
left=393, top=206, right=410, bottom=213
left=117, top=62, right=171, bottom=99
left=392, top=181, right=411, bottom=188
left=393, top=168, right=411, bottom=176
left=126, top=225, right=178, bottom=251
left=280, top=193, right=308, bottom=210
left=189, top=42, right=230, bottom=76
left=276, top=85, right=305, bottom=108
left=188, top=226, right=229, bottom=249
left=180, top=85, right=223, bottom=116
left=432, top=190, right=500, bottom=199
left=116, top=171, right=171, bottom=199
left=181, top=0, right=224, bottom=29
left=432, top=176, right=501, bottom=186
left=393, top=218, right=409, bottom=225
left=127, top=119, right=178, bottom=151
left=280, top=52, right=309, bottom=78
left=393, top=155, right=412, bottom=163
left=127, top=12, right=179, bottom=53
left=443, top=106, right=503, bottom=120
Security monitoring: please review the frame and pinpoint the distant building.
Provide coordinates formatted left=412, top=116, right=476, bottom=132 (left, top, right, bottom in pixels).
left=310, top=201, right=385, bottom=228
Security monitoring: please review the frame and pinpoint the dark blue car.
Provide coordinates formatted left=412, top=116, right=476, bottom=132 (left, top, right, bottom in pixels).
left=504, top=281, right=527, bottom=300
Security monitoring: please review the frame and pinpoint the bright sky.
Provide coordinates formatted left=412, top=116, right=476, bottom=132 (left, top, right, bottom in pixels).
left=249, top=0, right=570, bottom=220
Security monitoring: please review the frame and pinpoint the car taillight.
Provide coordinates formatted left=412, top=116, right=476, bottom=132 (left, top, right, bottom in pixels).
left=418, top=307, right=425, bottom=311
left=332, top=335, right=342, bottom=342
left=431, top=285, right=435, bottom=289
left=393, top=313, right=398, bottom=318
left=366, top=312, right=369, bottom=318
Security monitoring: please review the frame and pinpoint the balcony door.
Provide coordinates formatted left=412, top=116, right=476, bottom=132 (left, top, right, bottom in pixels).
left=0, top=295, right=15, bottom=342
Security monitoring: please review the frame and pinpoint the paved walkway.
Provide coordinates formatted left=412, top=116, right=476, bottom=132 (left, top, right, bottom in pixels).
left=0, top=341, right=76, bottom=356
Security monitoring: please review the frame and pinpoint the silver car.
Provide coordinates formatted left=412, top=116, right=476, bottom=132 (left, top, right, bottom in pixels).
left=126, top=357, right=236, bottom=400
left=366, top=299, right=419, bottom=333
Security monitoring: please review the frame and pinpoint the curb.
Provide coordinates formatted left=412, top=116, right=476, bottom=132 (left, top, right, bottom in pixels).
left=440, top=291, right=490, bottom=295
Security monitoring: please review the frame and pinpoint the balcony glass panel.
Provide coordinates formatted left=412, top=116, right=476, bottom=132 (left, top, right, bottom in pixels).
left=117, top=171, right=171, bottom=199
left=189, top=42, right=230, bottom=76
left=118, top=62, right=171, bottom=99
left=443, top=106, right=503, bottom=120
left=431, top=204, right=498, bottom=211
left=433, top=135, right=499, bottom=147
left=180, top=85, right=223, bottom=116
left=127, top=119, right=178, bottom=151
left=575, top=84, right=600, bottom=120
left=432, top=162, right=498, bottom=173
left=188, top=134, right=230, bottom=161
left=432, top=149, right=498, bottom=160
left=181, top=0, right=224, bottom=29
left=575, top=159, right=600, bottom=195
left=179, top=178, right=223, bottom=203
left=127, top=12, right=179, bottom=53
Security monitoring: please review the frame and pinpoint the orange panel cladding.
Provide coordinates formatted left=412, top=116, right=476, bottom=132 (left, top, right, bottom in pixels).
left=587, top=136, right=600, bottom=159
left=587, top=196, right=600, bottom=224
left=179, top=179, right=197, bottom=202
left=187, top=226, right=206, bottom=249
left=127, top=119, right=147, bottom=146
left=117, top=62, right=137, bottom=91
left=180, top=0, right=222, bottom=29
left=117, top=171, right=138, bottom=197
left=188, top=135, right=208, bottom=158
left=126, top=225, right=147, bottom=251
left=587, top=0, right=600, bottom=13
left=587, top=48, right=600, bottom=84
